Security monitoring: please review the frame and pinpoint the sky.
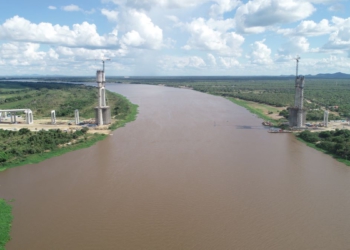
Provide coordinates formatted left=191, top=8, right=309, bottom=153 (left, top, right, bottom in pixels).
left=0, top=0, right=350, bottom=76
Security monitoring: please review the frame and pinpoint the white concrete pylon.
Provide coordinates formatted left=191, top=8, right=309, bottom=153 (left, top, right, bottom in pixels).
left=324, top=111, right=329, bottom=127
left=75, top=109, right=80, bottom=125
left=28, top=110, right=33, bottom=124
left=51, top=110, right=56, bottom=125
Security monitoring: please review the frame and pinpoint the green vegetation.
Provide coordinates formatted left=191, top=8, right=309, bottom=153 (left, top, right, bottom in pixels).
left=298, top=129, right=350, bottom=165
left=0, top=127, right=103, bottom=171
left=227, top=97, right=279, bottom=125
left=0, top=199, right=13, bottom=250
left=0, top=81, right=129, bottom=119
left=0, top=133, right=107, bottom=171
left=109, top=93, right=138, bottom=130
left=0, top=81, right=138, bottom=171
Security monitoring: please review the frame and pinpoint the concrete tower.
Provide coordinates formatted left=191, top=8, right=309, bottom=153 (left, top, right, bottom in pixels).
left=288, top=56, right=307, bottom=128
left=95, top=59, right=111, bottom=126
left=324, top=110, right=329, bottom=127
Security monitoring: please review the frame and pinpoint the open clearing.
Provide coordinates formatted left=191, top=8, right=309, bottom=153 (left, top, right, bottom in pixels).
left=0, top=117, right=112, bottom=134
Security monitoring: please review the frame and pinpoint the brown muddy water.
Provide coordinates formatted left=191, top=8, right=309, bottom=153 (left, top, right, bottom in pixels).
left=1, top=84, right=350, bottom=250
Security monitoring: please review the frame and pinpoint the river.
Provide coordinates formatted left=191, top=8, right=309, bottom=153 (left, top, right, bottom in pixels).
left=1, top=84, right=350, bottom=249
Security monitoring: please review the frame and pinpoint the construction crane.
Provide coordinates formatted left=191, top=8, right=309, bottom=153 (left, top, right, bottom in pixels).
left=294, top=55, right=300, bottom=77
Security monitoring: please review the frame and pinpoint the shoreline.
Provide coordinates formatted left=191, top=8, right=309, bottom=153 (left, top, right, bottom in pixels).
left=226, top=97, right=284, bottom=126
left=226, top=95, right=350, bottom=166
left=0, top=199, right=13, bottom=250
left=0, top=91, right=138, bottom=172
left=297, top=136, right=350, bottom=167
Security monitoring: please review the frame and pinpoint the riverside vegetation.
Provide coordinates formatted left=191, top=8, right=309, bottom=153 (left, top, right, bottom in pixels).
left=0, top=199, right=12, bottom=250
left=0, top=81, right=138, bottom=170
left=298, top=129, right=350, bottom=166
left=0, top=81, right=129, bottom=118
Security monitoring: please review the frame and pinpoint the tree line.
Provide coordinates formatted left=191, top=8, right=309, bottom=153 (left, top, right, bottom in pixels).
left=0, top=127, right=89, bottom=166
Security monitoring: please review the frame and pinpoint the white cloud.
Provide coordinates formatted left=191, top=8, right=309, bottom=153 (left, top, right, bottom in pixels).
left=209, top=0, right=241, bottom=17
left=234, top=0, right=315, bottom=34
left=62, top=4, right=81, bottom=12
left=101, top=9, right=119, bottom=22
left=122, top=30, right=145, bottom=47
left=0, top=42, right=54, bottom=66
left=182, top=18, right=244, bottom=56
left=250, top=40, right=273, bottom=65
left=219, top=57, right=240, bottom=68
left=48, top=6, right=57, bottom=10
left=323, top=17, right=350, bottom=50
left=158, top=56, right=206, bottom=71
left=205, top=18, right=235, bottom=32
left=308, top=0, right=341, bottom=3
left=102, top=0, right=206, bottom=9
left=278, top=19, right=335, bottom=37
left=0, top=16, right=119, bottom=49
left=55, top=46, right=127, bottom=60
left=328, top=4, right=344, bottom=11
left=118, top=9, right=163, bottom=49
left=277, top=37, right=310, bottom=62
left=62, top=4, right=95, bottom=14
left=295, top=55, right=350, bottom=75
left=0, top=42, right=130, bottom=75
left=166, top=15, right=179, bottom=22
left=207, top=53, right=217, bottom=66
left=187, top=56, right=206, bottom=68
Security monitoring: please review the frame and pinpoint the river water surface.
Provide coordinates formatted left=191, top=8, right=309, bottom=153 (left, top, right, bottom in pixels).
left=1, top=84, right=350, bottom=249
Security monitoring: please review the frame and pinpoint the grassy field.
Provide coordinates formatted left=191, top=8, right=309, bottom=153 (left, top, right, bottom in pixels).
left=0, top=199, right=12, bottom=250
left=227, top=97, right=286, bottom=125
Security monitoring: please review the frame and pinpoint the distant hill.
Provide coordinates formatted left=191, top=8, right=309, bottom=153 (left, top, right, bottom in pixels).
left=304, top=72, right=350, bottom=79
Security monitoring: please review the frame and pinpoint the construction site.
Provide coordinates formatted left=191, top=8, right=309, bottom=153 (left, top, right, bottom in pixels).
left=0, top=60, right=113, bottom=134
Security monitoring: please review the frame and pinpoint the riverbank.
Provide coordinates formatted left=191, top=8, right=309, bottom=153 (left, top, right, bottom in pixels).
left=228, top=96, right=350, bottom=166
left=0, top=92, right=138, bottom=172
left=0, top=199, right=12, bottom=250
left=0, top=133, right=107, bottom=172
left=0, top=89, right=138, bottom=249
left=226, top=97, right=285, bottom=126
left=297, top=131, right=350, bottom=167
left=297, top=137, right=350, bottom=166
left=109, top=94, right=139, bottom=130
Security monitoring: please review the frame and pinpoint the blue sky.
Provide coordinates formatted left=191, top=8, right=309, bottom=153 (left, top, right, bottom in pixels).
left=0, top=0, right=349, bottom=76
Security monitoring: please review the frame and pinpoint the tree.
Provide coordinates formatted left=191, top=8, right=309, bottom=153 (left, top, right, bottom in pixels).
left=299, top=130, right=319, bottom=143
left=0, top=152, right=8, bottom=163
left=279, top=109, right=289, bottom=119
left=18, top=128, right=31, bottom=135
